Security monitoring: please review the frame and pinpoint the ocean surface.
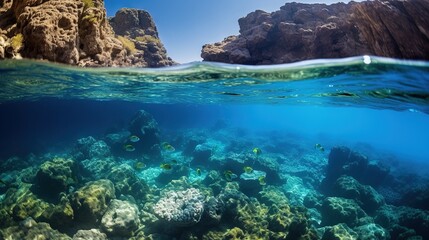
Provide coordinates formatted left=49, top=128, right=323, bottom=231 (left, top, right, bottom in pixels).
left=0, top=56, right=428, bottom=239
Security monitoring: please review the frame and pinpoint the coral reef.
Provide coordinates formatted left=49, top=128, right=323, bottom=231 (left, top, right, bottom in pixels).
left=125, top=110, right=162, bottom=161
left=71, top=179, right=115, bottom=226
left=106, top=163, right=149, bottom=201
left=72, top=229, right=107, bottom=240
left=0, top=109, right=426, bottom=239
left=153, top=188, right=205, bottom=226
left=321, top=146, right=389, bottom=192
left=332, top=175, right=385, bottom=214
left=0, top=217, right=71, bottom=240
left=321, top=197, right=366, bottom=227
left=33, top=157, right=78, bottom=200
left=100, top=199, right=140, bottom=237
left=201, top=0, right=429, bottom=64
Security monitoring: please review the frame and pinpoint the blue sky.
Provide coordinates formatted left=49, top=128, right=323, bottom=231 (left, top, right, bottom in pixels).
left=104, top=1, right=356, bottom=63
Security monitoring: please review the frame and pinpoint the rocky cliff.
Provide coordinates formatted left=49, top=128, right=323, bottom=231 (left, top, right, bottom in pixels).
left=201, top=0, right=429, bottom=65
left=0, top=0, right=174, bottom=67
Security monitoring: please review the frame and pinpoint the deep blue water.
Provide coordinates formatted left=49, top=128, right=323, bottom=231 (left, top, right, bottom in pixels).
left=0, top=56, right=429, bottom=239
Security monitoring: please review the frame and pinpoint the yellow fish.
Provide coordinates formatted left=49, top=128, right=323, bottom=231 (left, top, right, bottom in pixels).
left=243, top=166, right=253, bottom=174
left=129, top=135, right=140, bottom=143
left=224, top=170, right=237, bottom=181
left=315, top=143, right=325, bottom=152
left=124, top=144, right=135, bottom=152
left=160, top=163, right=172, bottom=170
left=134, top=161, right=146, bottom=170
left=161, top=142, right=175, bottom=152
left=258, top=176, right=266, bottom=186
left=253, top=147, right=262, bottom=155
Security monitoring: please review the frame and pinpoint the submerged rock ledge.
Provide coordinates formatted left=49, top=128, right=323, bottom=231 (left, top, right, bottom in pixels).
left=201, top=0, right=429, bottom=65
left=0, top=0, right=174, bottom=67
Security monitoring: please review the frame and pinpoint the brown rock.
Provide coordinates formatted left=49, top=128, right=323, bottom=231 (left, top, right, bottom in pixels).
left=109, top=8, right=175, bottom=67
left=0, top=0, right=173, bottom=67
left=201, top=0, right=429, bottom=64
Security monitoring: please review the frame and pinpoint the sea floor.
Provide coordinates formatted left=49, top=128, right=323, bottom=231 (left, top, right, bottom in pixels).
left=0, top=110, right=428, bottom=240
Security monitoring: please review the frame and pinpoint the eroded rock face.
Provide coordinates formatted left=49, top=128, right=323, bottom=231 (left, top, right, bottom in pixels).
left=0, top=0, right=174, bottom=67
left=201, top=0, right=429, bottom=64
left=109, top=8, right=175, bottom=67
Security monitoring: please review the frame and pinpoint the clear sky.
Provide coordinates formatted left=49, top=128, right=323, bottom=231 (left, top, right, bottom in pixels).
left=104, top=1, right=356, bottom=63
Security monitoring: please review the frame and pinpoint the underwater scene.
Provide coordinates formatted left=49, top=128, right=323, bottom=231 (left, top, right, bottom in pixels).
left=0, top=56, right=429, bottom=240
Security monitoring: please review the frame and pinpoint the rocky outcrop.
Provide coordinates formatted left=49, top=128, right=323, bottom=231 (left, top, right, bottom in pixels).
left=0, top=0, right=174, bottom=67
left=109, top=8, right=174, bottom=67
left=201, top=0, right=429, bottom=64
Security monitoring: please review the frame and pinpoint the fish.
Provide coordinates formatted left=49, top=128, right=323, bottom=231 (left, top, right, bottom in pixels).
left=160, top=163, right=172, bottom=170
left=124, top=144, right=136, bottom=152
left=315, top=143, right=325, bottom=152
left=161, top=142, right=175, bottom=152
left=243, top=166, right=253, bottom=174
left=258, top=176, right=266, bottom=186
left=134, top=161, right=146, bottom=170
left=224, top=170, right=237, bottom=181
left=170, top=160, right=178, bottom=165
left=129, top=135, right=140, bottom=143
left=196, top=168, right=201, bottom=176
left=253, top=147, right=262, bottom=155
left=0, top=179, right=6, bottom=185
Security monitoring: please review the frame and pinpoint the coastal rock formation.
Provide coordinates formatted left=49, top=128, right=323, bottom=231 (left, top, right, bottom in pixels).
left=109, top=8, right=174, bottom=67
left=0, top=0, right=174, bottom=67
left=201, top=0, right=429, bottom=64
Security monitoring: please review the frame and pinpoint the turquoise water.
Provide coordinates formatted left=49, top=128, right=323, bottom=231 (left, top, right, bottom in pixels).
left=0, top=56, right=429, bottom=239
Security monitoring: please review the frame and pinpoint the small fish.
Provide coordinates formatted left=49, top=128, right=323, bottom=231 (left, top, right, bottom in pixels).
left=196, top=168, right=201, bottom=176
left=124, top=144, right=135, bottom=152
left=134, top=161, right=146, bottom=170
left=243, top=166, right=253, bottom=174
left=0, top=179, right=6, bottom=185
left=258, top=176, right=266, bottom=186
left=224, top=170, right=237, bottom=181
left=161, top=142, right=175, bottom=152
left=170, top=160, right=178, bottom=165
left=315, top=143, right=325, bottom=152
left=253, top=147, right=262, bottom=155
left=160, top=163, right=172, bottom=170
left=129, top=135, right=140, bottom=143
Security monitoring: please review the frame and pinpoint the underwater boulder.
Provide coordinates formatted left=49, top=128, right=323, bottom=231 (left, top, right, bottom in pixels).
left=33, top=157, right=78, bottom=201
left=100, top=199, right=140, bottom=237
left=192, top=143, right=212, bottom=164
left=238, top=170, right=266, bottom=197
left=72, top=229, right=107, bottom=240
left=80, top=157, right=116, bottom=181
left=200, top=196, right=224, bottom=226
left=374, top=205, right=429, bottom=239
left=321, top=223, right=358, bottom=240
left=399, top=184, right=429, bottom=211
left=321, top=197, right=367, bottom=227
left=71, top=179, right=115, bottom=226
left=153, top=188, right=205, bottom=227
left=332, top=175, right=385, bottom=214
left=126, top=110, right=161, bottom=161
left=353, top=223, right=390, bottom=240
left=0, top=182, right=74, bottom=231
left=106, top=164, right=150, bottom=201
left=0, top=217, right=72, bottom=240
left=73, top=137, right=111, bottom=162
left=321, top=146, right=390, bottom=192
